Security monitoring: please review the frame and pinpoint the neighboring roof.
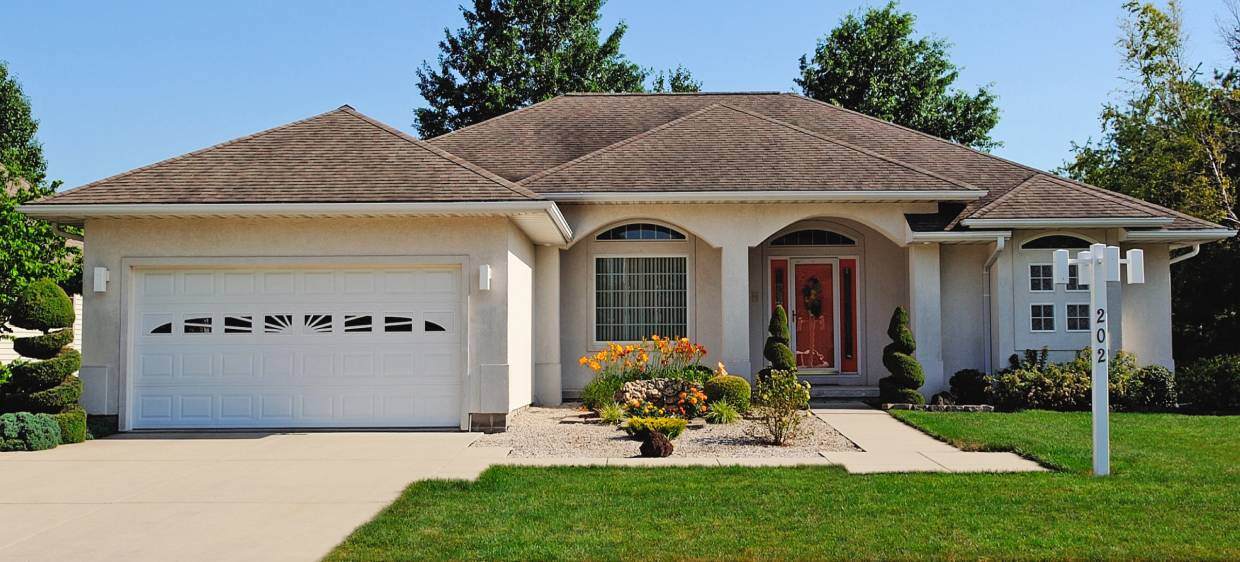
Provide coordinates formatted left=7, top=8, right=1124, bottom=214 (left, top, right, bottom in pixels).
left=519, top=104, right=979, bottom=194
left=430, top=92, right=1226, bottom=231
left=35, top=106, right=540, bottom=205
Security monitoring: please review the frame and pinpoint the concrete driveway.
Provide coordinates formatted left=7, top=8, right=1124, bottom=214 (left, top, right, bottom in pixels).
left=0, top=431, right=510, bottom=562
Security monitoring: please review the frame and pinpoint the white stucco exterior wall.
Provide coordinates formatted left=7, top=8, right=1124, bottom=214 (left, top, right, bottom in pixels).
left=77, top=216, right=525, bottom=426
left=1119, top=243, right=1174, bottom=369
left=506, top=223, right=535, bottom=410
left=533, top=245, right=562, bottom=405
left=940, top=244, right=988, bottom=377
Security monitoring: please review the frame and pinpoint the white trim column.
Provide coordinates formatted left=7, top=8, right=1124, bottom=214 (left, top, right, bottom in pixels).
left=721, top=242, right=751, bottom=377
left=533, top=245, right=562, bottom=405
left=908, top=243, right=945, bottom=396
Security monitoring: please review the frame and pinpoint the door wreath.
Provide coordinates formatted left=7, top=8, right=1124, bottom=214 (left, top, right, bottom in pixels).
left=801, top=276, right=823, bottom=318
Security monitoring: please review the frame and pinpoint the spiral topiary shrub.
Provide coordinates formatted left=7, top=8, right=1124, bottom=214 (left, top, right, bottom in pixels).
left=704, top=374, right=751, bottom=413
left=879, top=306, right=925, bottom=405
left=759, top=305, right=796, bottom=382
left=0, top=412, right=61, bottom=452
left=0, top=280, right=86, bottom=444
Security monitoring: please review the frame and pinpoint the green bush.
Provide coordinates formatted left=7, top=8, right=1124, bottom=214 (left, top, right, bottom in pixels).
left=8, top=349, right=80, bottom=392
left=704, top=374, right=751, bottom=413
left=704, top=400, right=740, bottom=424
left=762, top=305, right=796, bottom=377
left=989, top=365, right=1091, bottom=411
left=27, top=376, right=83, bottom=412
left=878, top=307, right=925, bottom=405
left=0, top=412, right=61, bottom=452
left=581, top=374, right=627, bottom=410
left=12, top=329, right=74, bottom=360
left=1176, top=354, right=1240, bottom=412
left=1123, top=365, right=1178, bottom=412
left=9, top=279, right=75, bottom=332
left=949, top=369, right=989, bottom=405
left=752, top=369, right=811, bottom=445
left=52, top=406, right=87, bottom=444
left=624, top=416, right=687, bottom=440
left=598, top=402, right=625, bottom=425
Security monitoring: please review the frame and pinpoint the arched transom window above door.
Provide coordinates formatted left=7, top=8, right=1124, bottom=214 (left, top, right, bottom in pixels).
left=770, top=229, right=856, bottom=246
left=596, top=223, right=686, bottom=241
left=1020, top=234, right=1092, bottom=250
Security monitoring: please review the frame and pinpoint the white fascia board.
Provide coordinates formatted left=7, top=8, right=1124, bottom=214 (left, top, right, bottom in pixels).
left=960, top=217, right=1174, bottom=228
left=19, top=201, right=574, bottom=246
left=545, top=190, right=986, bottom=203
left=908, top=230, right=1012, bottom=244
left=1120, top=228, right=1236, bottom=242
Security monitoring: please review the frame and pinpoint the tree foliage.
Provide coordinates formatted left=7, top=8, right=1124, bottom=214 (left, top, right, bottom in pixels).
left=415, top=0, right=695, bottom=137
left=1064, top=1, right=1240, bottom=361
left=0, top=62, right=80, bottom=331
left=796, top=2, right=1000, bottom=151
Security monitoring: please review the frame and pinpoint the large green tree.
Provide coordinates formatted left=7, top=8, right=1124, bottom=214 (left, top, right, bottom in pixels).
left=415, top=0, right=697, bottom=137
left=0, top=62, right=80, bottom=332
left=796, top=2, right=1001, bottom=151
left=1064, top=1, right=1239, bottom=361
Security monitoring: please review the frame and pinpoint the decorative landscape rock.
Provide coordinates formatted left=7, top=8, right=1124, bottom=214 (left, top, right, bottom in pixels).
left=884, top=403, right=994, bottom=412
left=615, top=378, right=696, bottom=410
left=639, top=431, right=674, bottom=457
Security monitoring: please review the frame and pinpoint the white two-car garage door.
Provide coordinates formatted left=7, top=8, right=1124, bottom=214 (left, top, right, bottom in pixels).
left=130, top=265, right=463, bottom=429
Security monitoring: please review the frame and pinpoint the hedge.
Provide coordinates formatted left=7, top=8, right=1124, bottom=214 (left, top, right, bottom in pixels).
left=52, top=406, right=87, bottom=444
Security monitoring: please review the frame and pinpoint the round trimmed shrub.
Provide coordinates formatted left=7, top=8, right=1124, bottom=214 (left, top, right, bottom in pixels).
left=704, top=374, right=752, bottom=413
left=0, top=412, right=61, bottom=452
left=1176, top=354, right=1240, bottom=412
left=13, top=329, right=74, bottom=360
left=1123, top=365, right=1177, bottom=411
left=8, top=349, right=80, bottom=392
left=949, top=369, right=989, bottom=405
left=52, top=406, right=87, bottom=444
left=879, top=307, right=925, bottom=405
left=8, top=280, right=75, bottom=332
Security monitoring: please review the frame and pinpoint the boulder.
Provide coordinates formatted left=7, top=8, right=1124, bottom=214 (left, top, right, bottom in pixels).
left=639, top=431, right=674, bottom=457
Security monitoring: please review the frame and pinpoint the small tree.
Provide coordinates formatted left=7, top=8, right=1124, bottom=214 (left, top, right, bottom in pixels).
left=751, top=370, right=811, bottom=445
left=759, top=305, right=796, bottom=381
left=0, top=279, right=85, bottom=443
left=879, top=306, right=925, bottom=405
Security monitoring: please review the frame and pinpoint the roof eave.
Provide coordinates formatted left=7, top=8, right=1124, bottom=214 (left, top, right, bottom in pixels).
left=960, top=217, right=1174, bottom=228
left=545, top=190, right=986, bottom=203
left=19, top=201, right=573, bottom=247
left=1120, top=228, right=1236, bottom=244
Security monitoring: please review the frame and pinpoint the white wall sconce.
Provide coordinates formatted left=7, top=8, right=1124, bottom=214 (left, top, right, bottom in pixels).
left=93, top=267, right=110, bottom=293
left=478, top=264, right=492, bottom=291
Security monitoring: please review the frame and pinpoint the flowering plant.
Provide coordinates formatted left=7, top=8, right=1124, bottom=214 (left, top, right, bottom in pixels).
left=623, top=385, right=709, bottom=419
left=578, top=335, right=708, bottom=380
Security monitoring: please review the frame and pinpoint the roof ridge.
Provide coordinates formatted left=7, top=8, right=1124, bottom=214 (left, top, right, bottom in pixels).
left=963, top=173, right=1043, bottom=219
left=337, top=107, right=541, bottom=200
left=1039, top=173, right=1220, bottom=227
left=426, top=96, right=564, bottom=142
left=41, top=105, right=357, bottom=201
left=717, top=103, right=983, bottom=192
left=517, top=103, right=728, bottom=186
left=562, top=91, right=785, bottom=96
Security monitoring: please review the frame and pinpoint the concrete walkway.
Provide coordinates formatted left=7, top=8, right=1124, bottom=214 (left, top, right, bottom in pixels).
left=813, top=403, right=1046, bottom=473
left=0, top=431, right=511, bottom=562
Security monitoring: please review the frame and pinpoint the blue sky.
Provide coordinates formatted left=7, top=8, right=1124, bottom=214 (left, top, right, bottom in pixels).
left=2, top=0, right=1234, bottom=189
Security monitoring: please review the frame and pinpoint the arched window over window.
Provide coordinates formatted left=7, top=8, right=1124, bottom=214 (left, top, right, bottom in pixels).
left=1021, top=235, right=1092, bottom=250
left=596, top=223, right=686, bottom=241
left=770, top=229, right=855, bottom=246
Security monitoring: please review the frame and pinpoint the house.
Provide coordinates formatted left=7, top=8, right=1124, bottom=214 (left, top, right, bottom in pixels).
left=20, top=92, right=1235, bottom=432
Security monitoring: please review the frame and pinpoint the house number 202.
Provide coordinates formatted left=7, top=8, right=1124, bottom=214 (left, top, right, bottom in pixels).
left=1095, top=308, right=1107, bottom=364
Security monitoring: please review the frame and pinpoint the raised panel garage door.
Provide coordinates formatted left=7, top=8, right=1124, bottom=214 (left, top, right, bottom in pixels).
left=130, top=266, right=463, bottom=429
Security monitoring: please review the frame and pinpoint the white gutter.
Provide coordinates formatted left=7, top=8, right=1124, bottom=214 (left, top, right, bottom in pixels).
left=961, top=217, right=1174, bottom=228
left=982, top=235, right=1006, bottom=374
left=908, top=230, right=1012, bottom=244
left=546, top=190, right=986, bottom=203
left=19, top=200, right=574, bottom=245
left=1169, top=244, right=1201, bottom=265
left=1120, top=228, right=1236, bottom=242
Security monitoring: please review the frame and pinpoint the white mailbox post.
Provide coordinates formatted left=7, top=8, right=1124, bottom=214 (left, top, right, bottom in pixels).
left=1053, top=243, right=1144, bottom=476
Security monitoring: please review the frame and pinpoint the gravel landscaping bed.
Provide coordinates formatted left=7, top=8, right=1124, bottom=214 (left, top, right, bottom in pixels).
left=474, top=406, right=861, bottom=458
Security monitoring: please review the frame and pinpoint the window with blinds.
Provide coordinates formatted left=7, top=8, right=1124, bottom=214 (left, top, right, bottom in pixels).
left=595, top=256, right=688, bottom=342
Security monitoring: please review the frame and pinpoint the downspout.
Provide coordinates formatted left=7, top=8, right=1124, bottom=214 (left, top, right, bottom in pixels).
left=51, top=223, right=84, bottom=243
left=1168, top=243, right=1201, bottom=265
left=982, top=236, right=1006, bottom=374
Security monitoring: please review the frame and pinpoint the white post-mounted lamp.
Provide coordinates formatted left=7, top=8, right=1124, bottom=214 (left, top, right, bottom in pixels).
left=478, top=264, right=492, bottom=291
left=1053, top=244, right=1144, bottom=476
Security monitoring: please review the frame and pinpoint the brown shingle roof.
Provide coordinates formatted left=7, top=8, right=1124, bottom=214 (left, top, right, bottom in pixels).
left=37, top=106, right=539, bottom=205
left=519, top=104, right=978, bottom=193
left=430, top=92, right=1225, bottom=231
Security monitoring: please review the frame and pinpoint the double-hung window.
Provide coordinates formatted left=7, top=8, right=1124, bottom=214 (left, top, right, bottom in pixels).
left=1030, top=304, right=1055, bottom=332
left=1029, top=264, right=1053, bottom=292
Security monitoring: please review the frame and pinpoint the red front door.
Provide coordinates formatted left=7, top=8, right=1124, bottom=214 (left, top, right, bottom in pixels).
left=792, top=262, right=835, bottom=369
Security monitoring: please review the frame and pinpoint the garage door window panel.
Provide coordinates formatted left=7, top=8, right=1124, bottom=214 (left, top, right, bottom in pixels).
left=344, top=314, right=373, bottom=333
left=304, top=314, right=333, bottom=334
left=224, top=315, right=254, bottom=334
left=184, top=316, right=213, bottom=334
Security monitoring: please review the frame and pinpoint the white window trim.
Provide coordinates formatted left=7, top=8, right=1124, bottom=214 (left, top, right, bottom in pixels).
left=1065, top=264, right=1090, bottom=293
left=1030, top=302, right=1056, bottom=333
left=1028, top=263, right=1054, bottom=293
left=589, top=253, right=693, bottom=347
left=1065, top=303, right=1091, bottom=333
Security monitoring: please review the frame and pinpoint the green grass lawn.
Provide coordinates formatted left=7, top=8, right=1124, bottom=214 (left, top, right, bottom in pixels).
left=328, top=411, right=1239, bottom=561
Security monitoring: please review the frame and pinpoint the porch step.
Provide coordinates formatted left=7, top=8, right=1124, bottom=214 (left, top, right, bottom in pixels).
left=806, top=385, right=880, bottom=399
